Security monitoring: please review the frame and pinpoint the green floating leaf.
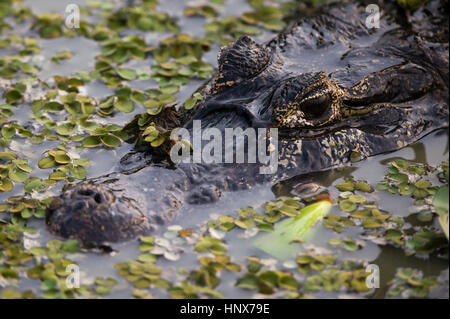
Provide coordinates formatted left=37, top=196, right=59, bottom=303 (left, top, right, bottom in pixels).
left=116, top=68, right=138, bottom=81
left=433, top=186, right=449, bottom=240
left=56, top=123, right=77, bottom=135
left=253, top=201, right=332, bottom=259
left=73, top=158, right=91, bottom=166
left=44, top=101, right=64, bottom=112
left=24, top=178, right=53, bottom=193
left=184, top=97, right=197, bottom=110
left=53, top=153, right=71, bottom=164
left=1, top=289, right=22, bottom=299
left=114, top=95, right=134, bottom=113
left=62, top=239, right=79, bottom=253
left=355, top=181, right=374, bottom=193
left=0, top=151, right=17, bottom=160
left=414, top=179, right=432, bottom=189
left=8, top=168, right=28, bottom=183
left=4, top=89, right=23, bottom=104
left=433, top=186, right=449, bottom=214
left=279, top=275, right=299, bottom=290
left=17, top=163, right=32, bottom=173
left=49, top=171, right=66, bottom=180
left=438, top=213, right=449, bottom=241
left=336, top=180, right=354, bottom=192
left=101, top=134, right=121, bottom=147
left=236, top=275, right=259, bottom=290
left=51, top=51, right=74, bottom=63
left=0, top=178, right=14, bottom=192
left=82, top=135, right=102, bottom=148
left=348, top=194, right=366, bottom=203
left=70, top=165, right=87, bottom=179
left=38, top=156, right=56, bottom=169
left=1, top=126, right=16, bottom=139
left=339, top=200, right=357, bottom=212
left=362, top=218, right=383, bottom=229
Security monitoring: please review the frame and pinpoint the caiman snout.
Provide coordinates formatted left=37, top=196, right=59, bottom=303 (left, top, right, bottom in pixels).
left=46, top=184, right=152, bottom=244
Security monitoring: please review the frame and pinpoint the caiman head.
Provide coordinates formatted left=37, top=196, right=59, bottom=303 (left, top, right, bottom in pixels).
left=192, top=35, right=449, bottom=177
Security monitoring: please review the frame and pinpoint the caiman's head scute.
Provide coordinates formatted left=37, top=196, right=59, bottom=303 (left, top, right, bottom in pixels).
left=46, top=184, right=152, bottom=244
left=271, top=72, right=344, bottom=128
left=213, top=36, right=272, bottom=91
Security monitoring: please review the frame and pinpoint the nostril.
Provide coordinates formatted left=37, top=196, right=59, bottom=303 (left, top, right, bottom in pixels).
left=94, top=193, right=102, bottom=204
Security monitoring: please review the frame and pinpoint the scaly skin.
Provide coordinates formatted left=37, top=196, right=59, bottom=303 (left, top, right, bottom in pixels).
left=46, top=0, right=449, bottom=244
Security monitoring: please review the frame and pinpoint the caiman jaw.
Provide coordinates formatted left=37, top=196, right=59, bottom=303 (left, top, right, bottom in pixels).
left=340, top=103, right=384, bottom=118
left=340, top=86, right=397, bottom=119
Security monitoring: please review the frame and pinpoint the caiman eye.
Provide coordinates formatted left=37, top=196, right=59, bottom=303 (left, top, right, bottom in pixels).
left=299, top=94, right=331, bottom=119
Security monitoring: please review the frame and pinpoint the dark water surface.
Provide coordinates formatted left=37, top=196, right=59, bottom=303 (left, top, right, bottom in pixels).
left=0, top=0, right=448, bottom=299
